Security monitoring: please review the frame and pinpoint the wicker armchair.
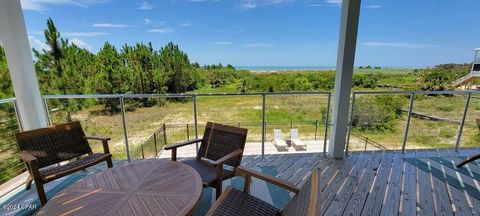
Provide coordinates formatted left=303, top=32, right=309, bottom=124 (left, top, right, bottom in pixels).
left=206, top=166, right=321, bottom=216
left=15, top=121, right=113, bottom=205
left=164, top=122, right=247, bottom=199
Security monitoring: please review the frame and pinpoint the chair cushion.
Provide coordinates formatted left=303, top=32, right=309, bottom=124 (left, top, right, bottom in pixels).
left=39, top=153, right=111, bottom=182
left=211, top=188, right=279, bottom=216
left=181, top=158, right=235, bottom=187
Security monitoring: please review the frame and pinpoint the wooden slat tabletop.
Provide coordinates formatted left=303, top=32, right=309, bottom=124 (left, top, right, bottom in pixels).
left=36, top=159, right=202, bottom=216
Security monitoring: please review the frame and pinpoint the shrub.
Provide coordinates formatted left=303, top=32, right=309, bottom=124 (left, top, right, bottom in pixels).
left=352, top=95, right=404, bottom=132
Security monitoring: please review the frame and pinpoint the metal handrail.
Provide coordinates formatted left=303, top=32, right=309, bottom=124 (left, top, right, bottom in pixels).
left=353, top=90, right=474, bottom=95
left=42, top=91, right=331, bottom=99
left=351, top=132, right=389, bottom=150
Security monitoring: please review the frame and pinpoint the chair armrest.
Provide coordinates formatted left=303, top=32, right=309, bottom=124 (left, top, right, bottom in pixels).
left=85, top=135, right=111, bottom=154
left=164, top=138, right=203, bottom=150
left=165, top=138, right=203, bottom=161
left=19, top=151, right=42, bottom=182
left=19, top=151, right=38, bottom=164
left=201, top=149, right=243, bottom=167
left=236, top=166, right=300, bottom=193
left=84, top=135, right=111, bottom=141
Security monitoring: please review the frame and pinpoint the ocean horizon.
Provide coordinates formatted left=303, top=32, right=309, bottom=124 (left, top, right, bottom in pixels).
left=235, top=66, right=335, bottom=72
left=235, top=66, right=428, bottom=72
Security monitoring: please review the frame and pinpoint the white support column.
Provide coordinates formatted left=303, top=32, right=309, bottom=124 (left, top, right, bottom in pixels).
left=0, top=0, right=48, bottom=130
left=328, top=0, right=361, bottom=158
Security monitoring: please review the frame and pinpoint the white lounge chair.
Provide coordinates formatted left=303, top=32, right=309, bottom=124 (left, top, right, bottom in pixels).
left=290, top=128, right=306, bottom=150
left=272, top=129, right=288, bottom=151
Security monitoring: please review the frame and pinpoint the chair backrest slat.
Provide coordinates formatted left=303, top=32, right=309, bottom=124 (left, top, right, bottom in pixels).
left=281, top=168, right=321, bottom=216
left=273, top=129, right=283, bottom=140
left=15, top=121, right=92, bottom=168
left=197, top=122, right=248, bottom=167
left=290, top=129, right=299, bottom=139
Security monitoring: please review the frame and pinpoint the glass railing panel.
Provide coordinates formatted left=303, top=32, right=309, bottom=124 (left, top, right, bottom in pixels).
left=459, top=93, right=480, bottom=148
left=406, top=93, right=466, bottom=149
left=348, top=93, right=408, bottom=151
left=45, top=97, right=127, bottom=160
left=196, top=95, right=262, bottom=155
left=123, top=96, right=195, bottom=159
left=265, top=93, right=329, bottom=154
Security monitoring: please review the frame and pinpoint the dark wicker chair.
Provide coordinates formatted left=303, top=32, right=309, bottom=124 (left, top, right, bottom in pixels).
left=206, top=166, right=321, bottom=216
left=164, top=122, right=247, bottom=199
left=457, top=119, right=480, bottom=167
left=15, top=121, right=113, bottom=205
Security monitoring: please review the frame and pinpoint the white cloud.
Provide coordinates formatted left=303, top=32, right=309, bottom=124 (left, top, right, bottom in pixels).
left=242, top=2, right=257, bottom=9
left=92, top=23, right=129, bottom=28
left=69, top=37, right=92, bottom=50
left=211, top=42, right=232, bottom=45
left=243, top=43, right=274, bottom=48
left=138, top=1, right=156, bottom=10
left=63, top=32, right=107, bottom=37
left=28, top=35, right=49, bottom=51
left=325, top=0, right=342, bottom=5
left=304, top=4, right=323, bottom=7
left=364, top=4, right=381, bottom=9
left=147, top=28, right=174, bottom=34
left=363, top=42, right=439, bottom=48
left=144, top=19, right=152, bottom=24
left=180, top=22, right=192, bottom=27
left=21, top=0, right=111, bottom=11
left=240, top=0, right=294, bottom=9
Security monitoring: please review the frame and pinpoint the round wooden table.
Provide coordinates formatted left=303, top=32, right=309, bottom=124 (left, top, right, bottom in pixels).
left=36, top=159, right=202, bottom=216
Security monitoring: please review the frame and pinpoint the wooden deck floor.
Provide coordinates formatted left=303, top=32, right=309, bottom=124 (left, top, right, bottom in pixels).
left=2, top=148, right=480, bottom=215
left=241, top=148, right=480, bottom=216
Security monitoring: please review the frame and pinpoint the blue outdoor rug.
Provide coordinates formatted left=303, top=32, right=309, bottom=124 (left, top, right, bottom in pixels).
left=0, top=165, right=292, bottom=216
left=405, top=157, right=480, bottom=200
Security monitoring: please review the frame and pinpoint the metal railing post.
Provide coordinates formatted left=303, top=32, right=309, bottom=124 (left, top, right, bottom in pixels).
left=193, top=95, right=199, bottom=154
left=154, top=132, right=158, bottom=156
left=324, top=93, right=331, bottom=155
left=402, top=93, right=415, bottom=154
left=261, top=94, right=266, bottom=157
left=12, top=99, right=23, bottom=132
left=141, top=145, right=144, bottom=159
left=365, top=138, right=368, bottom=151
left=315, top=120, right=318, bottom=140
left=42, top=97, right=51, bottom=126
left=120, top=97, right=131, bottom=162
left=455, top=92, right=472, bottom=151
left=163, top=123, right=167, bottom=145
left=345, top=93, right=356, bottom=155
left=186, top=123, right=190, bottom=140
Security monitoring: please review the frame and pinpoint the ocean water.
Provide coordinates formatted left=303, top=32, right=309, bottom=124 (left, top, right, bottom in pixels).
left=236, top=66, right=335, bottom=72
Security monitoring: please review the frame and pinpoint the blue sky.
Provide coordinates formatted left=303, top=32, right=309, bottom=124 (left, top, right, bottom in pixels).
left=19, top=0, right=480, bottom=67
